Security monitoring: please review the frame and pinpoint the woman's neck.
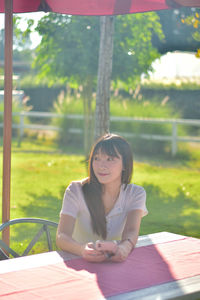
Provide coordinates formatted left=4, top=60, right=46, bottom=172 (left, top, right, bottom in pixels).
left=103, top=184, right=121, bottom=198
left=102, top=182, right=121, bottom=215
left=102, top=177, right=122, bottom=195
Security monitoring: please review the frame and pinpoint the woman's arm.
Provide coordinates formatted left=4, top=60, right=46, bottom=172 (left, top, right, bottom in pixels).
left=110, top=209, right=143, bottom=262
left=56, top=214, right=82, bottom=256
left=56, top=214, right=106, bottom=262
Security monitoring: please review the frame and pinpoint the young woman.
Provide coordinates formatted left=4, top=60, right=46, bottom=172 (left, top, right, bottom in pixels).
left=56, top=133, right=147, bottom=262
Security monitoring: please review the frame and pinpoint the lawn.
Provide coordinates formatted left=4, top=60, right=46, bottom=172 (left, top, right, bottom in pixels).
left=0, top=138, right=199, bottom=255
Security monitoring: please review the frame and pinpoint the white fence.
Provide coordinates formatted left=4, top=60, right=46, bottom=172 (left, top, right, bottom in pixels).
left=1, top=111, right=200, bottom=156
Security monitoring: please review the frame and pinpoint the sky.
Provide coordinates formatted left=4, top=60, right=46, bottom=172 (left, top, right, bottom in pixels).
left=0, top=12, right=45, bottom=48
left=0, top=12, right=200, bottom=80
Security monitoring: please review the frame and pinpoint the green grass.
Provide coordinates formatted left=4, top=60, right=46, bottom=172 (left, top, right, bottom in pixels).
left=0, top=139, right=199, bottom=255
left=136, top=162, right=200, bottom=238
left=4, top=141, right=87, bottom=222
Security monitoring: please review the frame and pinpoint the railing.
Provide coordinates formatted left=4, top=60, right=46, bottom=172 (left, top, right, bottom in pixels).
left=0, top=111, right=200, bottom=156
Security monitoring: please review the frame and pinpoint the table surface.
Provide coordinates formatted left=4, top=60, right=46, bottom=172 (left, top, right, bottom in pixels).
left=0, top=232, right=200, bottom=300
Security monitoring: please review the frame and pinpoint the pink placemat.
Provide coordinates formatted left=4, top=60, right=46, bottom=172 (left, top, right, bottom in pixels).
left=1, top=237, right=200, bottom=299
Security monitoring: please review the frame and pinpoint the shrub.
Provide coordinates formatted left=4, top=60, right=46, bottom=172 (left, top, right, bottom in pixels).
left=51, top=93, right=85, bottom=147
left=0, top=96, right=31, bottom=139
left=51, top=94, right=188, bottom=155
left=110, top=97, right=183, bottom=155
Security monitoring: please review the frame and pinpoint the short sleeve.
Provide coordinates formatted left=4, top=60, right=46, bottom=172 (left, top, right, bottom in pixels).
left=60, top=182, right=80, bottom=218
left=126, top=184, right=148, bottom=217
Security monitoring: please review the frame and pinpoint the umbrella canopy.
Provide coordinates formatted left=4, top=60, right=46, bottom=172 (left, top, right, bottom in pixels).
left=1, top=0, right=200, bottom=246
left=0, top=0, right=199, bottom=15
left=1, top=0, right=169, bottom=15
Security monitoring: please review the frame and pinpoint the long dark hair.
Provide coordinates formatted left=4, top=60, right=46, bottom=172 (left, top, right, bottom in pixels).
left=82, top=133, right=133, bottom=239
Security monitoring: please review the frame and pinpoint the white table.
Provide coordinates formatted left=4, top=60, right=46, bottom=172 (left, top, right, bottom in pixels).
left=0, top=232, right=200, bottom=299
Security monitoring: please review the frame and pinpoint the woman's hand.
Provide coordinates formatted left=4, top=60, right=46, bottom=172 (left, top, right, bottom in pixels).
left=95, top=240, right=118, bottom=253
left=81, top=240, right=133, bottom=263
left=110, top=241, right=133, bottom=262
left=81, top=242, right=106, bottom=262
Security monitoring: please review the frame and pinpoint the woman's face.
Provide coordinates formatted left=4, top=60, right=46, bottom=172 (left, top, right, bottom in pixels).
left=92, top=149, right=123, bottom=186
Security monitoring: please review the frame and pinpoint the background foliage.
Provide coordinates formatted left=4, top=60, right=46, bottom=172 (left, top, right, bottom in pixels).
left=33, top=13, right=163, bottom=92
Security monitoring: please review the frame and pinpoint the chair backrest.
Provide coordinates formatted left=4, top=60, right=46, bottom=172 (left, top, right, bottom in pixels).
left=0, top=218, right=58, bottom=259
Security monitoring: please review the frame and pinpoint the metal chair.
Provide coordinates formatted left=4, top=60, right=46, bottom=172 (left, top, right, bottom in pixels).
left=0, top=218, right=58, bottom=259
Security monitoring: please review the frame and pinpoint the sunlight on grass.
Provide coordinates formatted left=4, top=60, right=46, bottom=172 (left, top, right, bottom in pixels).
left=0, top=139, right=199, bottom=256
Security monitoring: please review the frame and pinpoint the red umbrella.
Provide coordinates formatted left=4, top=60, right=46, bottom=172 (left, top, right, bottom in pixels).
left=1, top=0, right=200, bottom=15
left=0, top=0, right=172, bottom=15
left=1, top=0, right=199, bottom=246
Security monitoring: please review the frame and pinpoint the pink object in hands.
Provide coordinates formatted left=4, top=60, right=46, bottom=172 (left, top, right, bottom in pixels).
left=95, top=240, right=118, bottom=254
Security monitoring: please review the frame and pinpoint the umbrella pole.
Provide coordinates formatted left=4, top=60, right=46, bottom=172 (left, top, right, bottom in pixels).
left=2, top=0, right=13, bottom=248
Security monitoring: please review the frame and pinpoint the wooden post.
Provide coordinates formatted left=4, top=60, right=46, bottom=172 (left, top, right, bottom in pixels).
left=2, top=0, right=13, bottom=247
left=83, top=76, right=94, bottom=158
left=95, top=16, right=114, bottom=140
left=18, top=112, right=24, bottom=147
left=172, top=122, right=177, bottom=156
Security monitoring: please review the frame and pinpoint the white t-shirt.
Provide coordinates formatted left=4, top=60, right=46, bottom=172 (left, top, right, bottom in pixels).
left=60, top=180, right=148, bottom=243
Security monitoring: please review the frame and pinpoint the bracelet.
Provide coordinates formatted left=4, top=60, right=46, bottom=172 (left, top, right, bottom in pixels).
left=121, top=238, right=134, bottom=249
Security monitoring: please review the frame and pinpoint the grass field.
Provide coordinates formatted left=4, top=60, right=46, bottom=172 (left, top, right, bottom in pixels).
left=0, top=138, right=199, bottom=255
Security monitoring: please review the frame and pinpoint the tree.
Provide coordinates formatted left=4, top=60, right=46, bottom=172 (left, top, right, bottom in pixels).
left=3, top=17, right=34, bottom=75
left=34, top=14, right=100, bottom=155
left=33, top=13, right=163, bottom=86
left=112, top=13, right=164, bottom=90
left=95, top=16, right=114, bottom=139
left=181, top=9, right=200, bottom=57
left=20, top=13, right=164, bottom=152
left=34, top=14, right=100, bottom=87
left=153, top=8, right=200, bottom=54
left=95, top=13, right=164, bottom=138
left=13, top=16, right=33, bottom=51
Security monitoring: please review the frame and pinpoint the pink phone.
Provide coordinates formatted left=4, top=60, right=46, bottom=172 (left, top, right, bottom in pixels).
left=95, top=240, right=118, bottom=253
